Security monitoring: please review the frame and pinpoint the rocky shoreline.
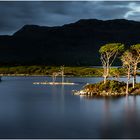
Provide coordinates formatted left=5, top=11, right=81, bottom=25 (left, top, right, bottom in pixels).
left=73, top=80, right=140, bottom=97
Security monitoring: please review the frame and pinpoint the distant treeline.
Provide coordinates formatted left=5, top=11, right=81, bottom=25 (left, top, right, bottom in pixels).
left=0, top=65, right=127, bottom=77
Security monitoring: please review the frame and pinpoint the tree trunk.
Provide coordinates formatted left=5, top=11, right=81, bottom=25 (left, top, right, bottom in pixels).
left=126, top=80, right=129, bottom=95
left=133, top=76, right=135, bottom=88
left=104, top=76, right=107, bottom=84
left=61, top=71, right=64, bottom=84
left=133, top=64, right=137, bottom=84
left=126, top=66, right=130, bottom=95
left=103, top=61, right=109, bottom=84
left=106, top=60, right=109, bottom=79
left=103, top=67, right=107, bottom=84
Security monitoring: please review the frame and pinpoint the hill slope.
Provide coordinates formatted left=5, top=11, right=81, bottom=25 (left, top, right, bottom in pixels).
left=0, top=19, right=140, bottom=66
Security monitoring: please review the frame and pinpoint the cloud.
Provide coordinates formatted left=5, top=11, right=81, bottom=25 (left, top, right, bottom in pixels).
left=0, top=1, right=140, bottom=35
left=124, top=2, right=140, bottom=20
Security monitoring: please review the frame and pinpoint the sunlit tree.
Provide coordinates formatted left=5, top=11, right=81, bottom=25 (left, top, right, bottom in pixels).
left=130, top=44, right=140, bottom=87
left=99, top=43, right=124, bottom=84
left=121, top=50, right=133, bottom=95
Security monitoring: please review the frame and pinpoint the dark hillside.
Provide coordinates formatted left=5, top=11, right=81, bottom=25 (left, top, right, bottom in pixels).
left=0, top=19, right=140, bottom=66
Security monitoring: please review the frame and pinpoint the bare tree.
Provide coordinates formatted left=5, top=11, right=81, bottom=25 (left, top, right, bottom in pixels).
left=130, top=44, right=140, bottom=87
left=121, top=50, right=133, bottom=95
left=60, top=65, right=64, bottom=84
left=99, top=43, right=124, bottom=84
left=52, top=65, right=65, bottom=84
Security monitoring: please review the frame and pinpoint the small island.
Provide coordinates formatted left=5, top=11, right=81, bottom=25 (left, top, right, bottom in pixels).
left=73, top=43, right=140, bottom=97
left=73, top=80, right=140, bottom=97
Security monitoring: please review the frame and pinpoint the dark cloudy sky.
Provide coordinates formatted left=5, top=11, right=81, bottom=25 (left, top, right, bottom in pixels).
left=0, top=1, right=140, bottom=35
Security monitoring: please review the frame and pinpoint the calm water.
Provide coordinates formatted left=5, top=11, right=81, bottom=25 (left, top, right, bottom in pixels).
left=0, top=76, right=140, bottom=138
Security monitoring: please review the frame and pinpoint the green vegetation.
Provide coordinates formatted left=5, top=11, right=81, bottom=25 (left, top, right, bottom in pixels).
left=0, top=65, right=126, bottom=77
left=74, top=43, right=140, bottom=97
left=99, top=43, right=124, bottom=83
left=81, top=80, right=140, bottom=97
left=83, top=80, right=126, bottom=96
left=130, top=44, right=140, bottom=84
left=121, top=45, right=140, bottom=93
left=1, top=42, right=140, bottom=97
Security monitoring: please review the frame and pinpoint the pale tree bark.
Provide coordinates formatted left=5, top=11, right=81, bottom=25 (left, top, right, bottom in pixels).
left=100, top=43, right=124, bottom=84
left=126, top=65, right=131, bottom=95
left=61, top=65, right=64, bottom=84
left=121, top=50, right=133, bottom=95
left=104, top=74, right=107, bottom=84
left=101, top=54, right=108, bottom=84
left=133, top=64, right=137, bottom=83
left=132, top=64, right=137, bottom=88
left=130, top=45, right=140, bottom=88
left=103, top=67, right=107, bottom=84
left=106, top=58, right=109, bottom=79
left=101, top=52, right=117, bottom=84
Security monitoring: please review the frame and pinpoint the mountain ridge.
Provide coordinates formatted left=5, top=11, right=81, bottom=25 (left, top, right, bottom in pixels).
left=0, top=19, right=140, bottom=66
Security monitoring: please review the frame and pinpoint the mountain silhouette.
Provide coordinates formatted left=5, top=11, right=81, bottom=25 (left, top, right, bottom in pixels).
left=0, top=19, right=140, bottom=66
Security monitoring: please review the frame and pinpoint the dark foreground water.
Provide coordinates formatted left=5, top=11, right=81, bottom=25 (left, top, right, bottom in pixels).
left=0, top=76, right=140, bottom=138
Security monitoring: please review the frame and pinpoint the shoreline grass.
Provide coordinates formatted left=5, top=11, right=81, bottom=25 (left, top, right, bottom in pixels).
left=0, top=65, right=127, bottom=77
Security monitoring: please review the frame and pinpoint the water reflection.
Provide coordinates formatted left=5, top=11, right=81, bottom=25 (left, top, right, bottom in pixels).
left=60, top=85, right=65, bottom=113
left=98, top=96, right=140, bottom=138
left=80, top=95, right=140, bottom=138
left=1, top=76, right=140, bottom=138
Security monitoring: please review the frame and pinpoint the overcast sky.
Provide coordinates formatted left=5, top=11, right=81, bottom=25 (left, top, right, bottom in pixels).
left=0, top=1, right=140, bottom=35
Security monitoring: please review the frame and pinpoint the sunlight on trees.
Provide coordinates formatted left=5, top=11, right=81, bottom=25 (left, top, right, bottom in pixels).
left=121, top=50, right=133, bottom=94
left=99, top=43, right=124, bottom=84
left=130, top=44, right=140, bottom=87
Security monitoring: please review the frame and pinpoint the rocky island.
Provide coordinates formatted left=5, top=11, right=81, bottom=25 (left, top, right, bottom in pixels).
left=73, top=43, right=140, bottom=97
left=73, top=80, right=140, bottom=97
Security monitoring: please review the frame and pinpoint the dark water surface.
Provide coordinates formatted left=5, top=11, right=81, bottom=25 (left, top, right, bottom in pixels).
left=0, top=76, right=140, bottom=138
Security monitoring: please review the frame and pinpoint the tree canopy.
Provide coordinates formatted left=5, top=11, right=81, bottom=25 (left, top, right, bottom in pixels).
left=99, top=43, right=124, bottom=83
left=130, top=44, right=140, bottom=62
left=121, top=50, right=133, bottom=67
left=99, top=43, right=124, bottom=54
